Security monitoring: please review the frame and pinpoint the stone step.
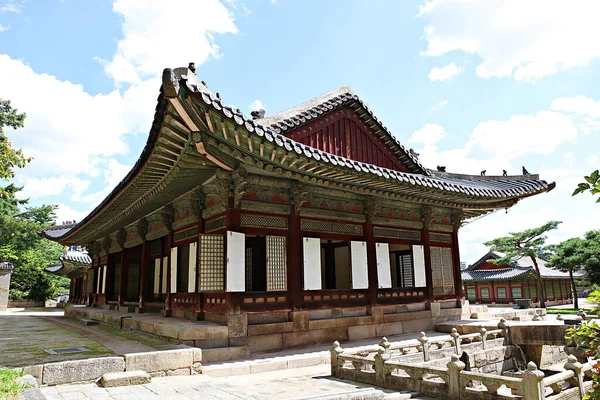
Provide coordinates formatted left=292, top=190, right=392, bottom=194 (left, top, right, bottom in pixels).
left=202, top=345, right=251, bottom=363
left=100, top=370, right=151, bottom=388
left=79, top=318, right=98, bottom=326
left=435, top=320, right=500, bottom=334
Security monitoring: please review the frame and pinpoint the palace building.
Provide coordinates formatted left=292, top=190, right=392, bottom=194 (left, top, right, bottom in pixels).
left=462, top=251, right=580, bottom=307
left=42, top=64, right=554, bottom=351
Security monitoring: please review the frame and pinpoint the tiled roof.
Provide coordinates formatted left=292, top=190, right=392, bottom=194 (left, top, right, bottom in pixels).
left=40, top=67, right=555, bottom=242
left=255, top=86, right=427, bottom=175
left=193, top=86, right=553, bottom=199
left=60, top=251, right=92, bottom=265
left=462, top=251, right=584, bottom=281
left=0, top=261, right=14, bottom=270
left=44, top=250, right=91, bottom=277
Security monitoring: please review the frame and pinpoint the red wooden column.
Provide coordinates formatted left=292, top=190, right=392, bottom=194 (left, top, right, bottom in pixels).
left=508, top=281, right=514, bottom=303
left=138, top=238, right=148, bottom=311
left=288, top=205, right=302, bottom=310
left=165, top=229, right=174, bottom=314
left=365, top=220, right=378, bottom=307
left=422, top=208, right=434, bottom=303
left=118, top=248, right=126, bottom=305
left=491, top=281, right=496, bottom=303
left=451, top=230, right=462, bottom=300
left=474, top=282, right=479, bottom=302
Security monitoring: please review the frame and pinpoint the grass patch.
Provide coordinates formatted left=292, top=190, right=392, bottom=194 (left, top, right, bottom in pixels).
left=0, top=367, right=27, bottom=399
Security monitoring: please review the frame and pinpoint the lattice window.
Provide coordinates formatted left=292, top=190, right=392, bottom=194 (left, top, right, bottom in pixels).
left=467, top=288, right=476, bottom=300
left=300, top=219, right=363, bottom=235
left=373, top=226, right=421, bottom=241
left=86, top=270, right=95, bottom=294
left=245, top=247, right=253, bottom=292
left=266, top=236, right=287, bottom=291
left=511, top=287, right=522, bottom=299
left=481, top=288, right=490, bottom=299
left=497, top=287, right=507, bottom=299
left=198, top=234, right=224, bottom=291
left=396, top=251, right=414, bottom=288
left=429, top=233, right=452, bottom=243
left=241, top=214, right=288, bottom=229
left=430, top=246, right=454, bottom=295
left=205, top=217, right=227, bottom=233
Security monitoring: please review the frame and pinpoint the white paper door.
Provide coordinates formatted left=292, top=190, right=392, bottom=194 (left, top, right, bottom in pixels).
left=350, top=241, right=369, bottom=289
left=226, top=231, right=245, bottom=292
left=96, top=269, right=101, bottom=294
left=188, top=242, right=197, bottom=292
left=303, top=237, right=322, bottom=290
left=376, top=243, right=392, bottom=289
left=412, top=244, right=427, bottom=287
left=162, top=257, right=168, bottom=293
left=170, top=247, right=178, bottom=293
left=101, top=265, right=107, bottom=293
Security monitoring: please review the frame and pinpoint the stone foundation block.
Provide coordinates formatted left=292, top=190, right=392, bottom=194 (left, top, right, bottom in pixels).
left=429, top=302, right=441, bottom=318
left=124, top=349, right=193, bottom=373
left=202, top=346, right=251, bottom=363
left=307, top=309, right=332, bottom=321
left=407, top=303, right=426, bottom=312
left=227, top=314, right=248, bottom=338
left=166, top=368, right=191, bottom=376
left=102, top=314, right=122, bottom=326
left=376, top=322, right=404, bottom=337
left=250, top=360, right=287, bottom=374
left=402, top=318, right=434, bottom=333
left=348, top=325, right=377, bottom=341
left=247, top=312, right=288, bottom=325
left=138, top=320, right=155, bottom=334
left=22, top=365, right=43, bottom=386
left=42, top=357, right=125, bottom=386
left=282, top=327, right=348, bottom=349
left=178, top=324, right=228, bottom=341
left=122, top=318, right=139, bottom=330
left=194, top=338, right=229, bottom=349
left=342, top=307, right=366, bottom=317
left=202, top=364, right=251, bottom=377
left=192, top=348, right=202, bottom=363
left=290, top=311, right=309, bottom=331
left=248, top=322, right=293, bottom=336
left=231, top=333, right=283, bottom=353
left=383, top=310, right=431, bottom=323
left=154, top=323, right=179, bottom=339
left=100, top=370, right=150, bottom=387
left=370, top=307, right=385, bottom=324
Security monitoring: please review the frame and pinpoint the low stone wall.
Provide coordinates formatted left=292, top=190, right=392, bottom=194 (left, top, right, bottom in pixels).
left=23, top=348, right=202, bottom=386
left=7, top=299, right=44, bottom=308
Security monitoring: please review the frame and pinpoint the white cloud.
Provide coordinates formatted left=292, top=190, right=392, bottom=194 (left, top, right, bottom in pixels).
left=19, top=176, right=90, bottom=201
left=409, top=123, right=447, bottom=146
left=0, top=24, right=9, bottom=32
left=465, top=111, right=577, bottom=160
left=419, top=0, right=600, bottom=82
left=54, top=203, right=90, bottom=226
left=0, top=55, right=156, bottom=181
left=99, top=0, right=238, bottom=84
left=430, top=99, right=448, bottom=112
left=0, top=1, right=23, bottom=13
left=588, top=155, right=600, bottom=167
left=249, top=99, right=264, bottom=112
left=551, top=95, right=600, bottom=135
left=428, top=62, right=462, bottom=81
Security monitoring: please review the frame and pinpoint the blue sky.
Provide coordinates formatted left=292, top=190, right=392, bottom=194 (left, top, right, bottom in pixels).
left=1, top=0, right=599, bottom=262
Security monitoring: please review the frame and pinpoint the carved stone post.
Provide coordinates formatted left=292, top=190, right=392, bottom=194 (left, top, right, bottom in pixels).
left=564, top=355, right=585, bottom=398
left=450, top=328, right=461, bottom=355
left=498, top=318, right=509, bottom=345
left=480, top=326, right=487, bottom=349
left=330, top=341, right=344, bottom=377
left=374, top=345, right=391, bottom=387
left=446, top=354, right=465, bottom=400
left=418, top=331, right=430, bottom=362
left=522, top=362, right=545, bottom=400
left=379, top=337, right=391, bottom=355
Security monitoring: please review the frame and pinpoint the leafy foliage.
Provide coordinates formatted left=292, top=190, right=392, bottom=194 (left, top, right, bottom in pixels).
left=0, top=99, right=68, bottom=300
left=0, top=99, right=31, bottom=199
left=484, top=221, right=561, bottom=308
left=573, top=169, right=600, bottom=203
left=0, top=367, right=27, bottom=399
left=565, top=320, right=600, bottom=400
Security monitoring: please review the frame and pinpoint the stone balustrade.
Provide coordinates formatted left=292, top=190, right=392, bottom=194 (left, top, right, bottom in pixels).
left=330, top=322, right=594, bottom=400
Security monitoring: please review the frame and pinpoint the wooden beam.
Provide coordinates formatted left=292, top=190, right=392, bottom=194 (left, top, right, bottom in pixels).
left=169, top=98, right=199, bottom=131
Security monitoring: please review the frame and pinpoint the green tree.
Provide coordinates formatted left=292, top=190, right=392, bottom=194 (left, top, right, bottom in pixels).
left=484, top=221, right=561, bottom=308
left=546, top=237, right=593, bottom=309
left=573, top=169, right=600, bottom=202
left=0, top=99, right=68, bottom=300
left=0, top=99, right=31, bottom=198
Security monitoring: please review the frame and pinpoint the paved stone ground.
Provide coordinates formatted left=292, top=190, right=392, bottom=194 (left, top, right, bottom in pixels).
left=38, top=365, right=420, bottom=400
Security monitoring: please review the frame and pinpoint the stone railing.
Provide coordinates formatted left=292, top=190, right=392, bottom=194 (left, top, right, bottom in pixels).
left=330, top=323, right=594, bottom=400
